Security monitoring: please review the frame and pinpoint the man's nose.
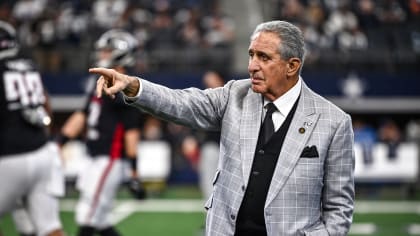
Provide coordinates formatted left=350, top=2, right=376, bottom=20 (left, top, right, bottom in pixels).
left=248, top=58, right=260, bottom=73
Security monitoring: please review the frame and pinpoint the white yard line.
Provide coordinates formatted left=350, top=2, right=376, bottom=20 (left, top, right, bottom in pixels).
left=111, top=199, right=206, bottom=224
left=355, top=201, right=420, bottom=214
left=126, top=199, right=205, bottom=212
left=349, top=223, right=377, bottom=235
left=61, top=200, right=420, bottom=213
left=111, top=201, right=138, bottom=224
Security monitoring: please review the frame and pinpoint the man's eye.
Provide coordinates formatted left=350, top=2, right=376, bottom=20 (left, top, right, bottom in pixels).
left=255, top=52, right=269, bottom=61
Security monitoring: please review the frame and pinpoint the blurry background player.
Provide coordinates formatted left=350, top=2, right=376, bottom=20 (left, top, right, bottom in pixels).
left=0, top=20, right=65, bottom=236
left=56, top=29, right=145, bottom=236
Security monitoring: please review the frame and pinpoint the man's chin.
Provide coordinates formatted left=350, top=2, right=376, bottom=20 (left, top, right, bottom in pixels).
left=251, top=84, right=263, bottom=94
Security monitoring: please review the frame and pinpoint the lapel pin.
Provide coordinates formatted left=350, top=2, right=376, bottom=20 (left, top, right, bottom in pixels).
left=299, top=127, right=305, bottom=134
left=303, top=121, right=313, bottom=127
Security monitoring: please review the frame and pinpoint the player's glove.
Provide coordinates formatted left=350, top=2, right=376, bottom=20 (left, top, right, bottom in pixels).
left=128, top=178, right=147, bottom=200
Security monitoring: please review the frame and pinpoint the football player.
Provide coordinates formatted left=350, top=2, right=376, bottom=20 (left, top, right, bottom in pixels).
left=56, top=29, right=145, bottom=236
left=0, top=20, right=65, bottom=236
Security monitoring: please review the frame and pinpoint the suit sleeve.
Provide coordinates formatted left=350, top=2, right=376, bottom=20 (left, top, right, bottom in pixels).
left=129, top=79, right=233, bottom=131
left=322, top=114, right=355, bottom=235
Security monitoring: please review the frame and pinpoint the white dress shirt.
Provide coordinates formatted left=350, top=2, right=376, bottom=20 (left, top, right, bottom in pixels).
left=263, top=77, right=302, bottom=131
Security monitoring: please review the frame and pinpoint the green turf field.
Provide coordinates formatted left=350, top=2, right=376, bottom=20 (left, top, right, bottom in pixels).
left=2, top=201, right=419, bottom=236
left=1, top=209, right=419, bottom=236
left=0, top=211, right=206, bottom=236
left=1, top=186, right=419, bottom=236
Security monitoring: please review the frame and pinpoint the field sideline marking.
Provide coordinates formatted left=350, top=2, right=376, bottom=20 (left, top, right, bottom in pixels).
left=350, top=223, right=420, bottom=235
left=61, top=199, right=420, bottom=214
left=355, top=201, right=420, bottom=214
left=349, top=223, right=376, bottom=235
left=112, top=201, right=137, bottom=224
left=60, top=199, right=205, bottom=213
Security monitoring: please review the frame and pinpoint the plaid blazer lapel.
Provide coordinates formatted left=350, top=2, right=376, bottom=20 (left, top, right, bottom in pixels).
left=265, top=83, right=320, bottom=207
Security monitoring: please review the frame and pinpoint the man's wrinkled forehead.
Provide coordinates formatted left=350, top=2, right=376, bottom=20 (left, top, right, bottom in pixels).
left=249, top=32, right=280, bottom=50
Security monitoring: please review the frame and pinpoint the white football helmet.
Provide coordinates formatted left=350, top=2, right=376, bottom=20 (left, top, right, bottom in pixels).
left=94, top=29, right=139, bottom=68
left=0, top=20, right=19, bottom=60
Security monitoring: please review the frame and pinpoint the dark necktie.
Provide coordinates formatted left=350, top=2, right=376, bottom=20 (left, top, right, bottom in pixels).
left=262, top=103, right=277, bottom=143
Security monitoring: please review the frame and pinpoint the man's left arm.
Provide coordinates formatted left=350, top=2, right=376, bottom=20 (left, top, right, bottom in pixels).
left=322, top=114, right=355, bottom=235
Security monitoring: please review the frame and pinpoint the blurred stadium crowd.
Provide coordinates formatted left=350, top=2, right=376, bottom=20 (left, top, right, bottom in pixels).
left=267, top=0, right=420, bottom=72
left=0, top=0, right=419, bottom=74
left=0, top=0, right=235, bottom=74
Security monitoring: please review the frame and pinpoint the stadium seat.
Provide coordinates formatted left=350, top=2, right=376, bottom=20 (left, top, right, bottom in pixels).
left=137, top=141, right=171, bottom=181
left=354, top=142, right=419, bottom=183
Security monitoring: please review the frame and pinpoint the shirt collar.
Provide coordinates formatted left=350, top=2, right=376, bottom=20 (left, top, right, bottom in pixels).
left=264, top=77, right=302, bottom=116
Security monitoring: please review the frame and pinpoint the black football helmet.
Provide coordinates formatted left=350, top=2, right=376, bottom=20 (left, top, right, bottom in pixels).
left=94, top=29, right=139, bottom=68
left=0, top=20, right=18, bottom=60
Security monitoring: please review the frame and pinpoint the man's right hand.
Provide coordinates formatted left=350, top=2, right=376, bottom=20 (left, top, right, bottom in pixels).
left=89, top=67, right=140, bottom=98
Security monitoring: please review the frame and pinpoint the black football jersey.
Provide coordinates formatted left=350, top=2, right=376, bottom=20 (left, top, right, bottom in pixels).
left=82, top=77, right=141, bottom=158
left=0, top=55, right=48, bottom=156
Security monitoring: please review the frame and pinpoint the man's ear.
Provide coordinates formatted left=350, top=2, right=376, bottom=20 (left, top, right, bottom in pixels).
left=286, top=58, right=301, bottom=77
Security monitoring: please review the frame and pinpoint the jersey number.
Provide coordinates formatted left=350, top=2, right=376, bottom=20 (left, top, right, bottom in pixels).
left=3, top=71, right=45, bottom=108
left=86, top=101, right=101, bottom=140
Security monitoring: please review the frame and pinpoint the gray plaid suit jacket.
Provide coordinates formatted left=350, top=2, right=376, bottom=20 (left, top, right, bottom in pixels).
left=131, top=78, right=355, bottom=236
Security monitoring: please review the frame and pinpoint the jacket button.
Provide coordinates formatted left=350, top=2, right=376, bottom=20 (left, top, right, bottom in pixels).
left=258, top=149, right=264, bottom=155
left=230, top=214, right=236, bottom=220
left=241, top=185, right=245, bottom=191
left=252, top=171, right=260, bottom=176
